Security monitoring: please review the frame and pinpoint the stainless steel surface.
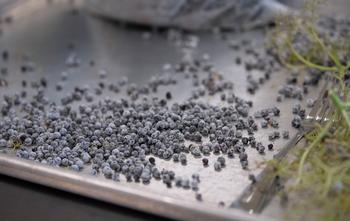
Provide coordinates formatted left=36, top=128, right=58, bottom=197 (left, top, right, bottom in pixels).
left=0, top=0, right=324, bottom=221
left=0, top=155, right=259, bottom=221
left=85, top=0, right=291, bottom=30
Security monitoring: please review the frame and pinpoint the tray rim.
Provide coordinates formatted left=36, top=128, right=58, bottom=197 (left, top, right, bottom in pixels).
left=0, top=154, right=274, bottom=221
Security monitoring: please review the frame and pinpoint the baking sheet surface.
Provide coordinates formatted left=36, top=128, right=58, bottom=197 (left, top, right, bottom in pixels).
left=0, top=1, right=322, bottom=220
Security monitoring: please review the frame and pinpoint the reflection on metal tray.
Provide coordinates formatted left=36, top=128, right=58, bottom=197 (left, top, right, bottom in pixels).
left=0, top=0, right=322, bottom=221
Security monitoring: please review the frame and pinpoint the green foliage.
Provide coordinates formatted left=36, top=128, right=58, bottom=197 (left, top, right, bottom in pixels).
left=268, top=1, right=350, bottom=221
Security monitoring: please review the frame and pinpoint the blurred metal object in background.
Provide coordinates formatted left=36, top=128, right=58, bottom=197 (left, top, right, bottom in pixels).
left=85, top=0, right=292, bottom=30
left=0, top=0, right=21, bottom=13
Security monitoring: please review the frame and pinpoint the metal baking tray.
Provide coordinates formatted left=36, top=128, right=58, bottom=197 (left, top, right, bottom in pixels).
left=0, top=0, right=322, bottom=220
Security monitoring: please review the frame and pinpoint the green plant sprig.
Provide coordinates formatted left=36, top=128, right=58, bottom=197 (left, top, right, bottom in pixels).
left=268, top=1, right=350, bottom=221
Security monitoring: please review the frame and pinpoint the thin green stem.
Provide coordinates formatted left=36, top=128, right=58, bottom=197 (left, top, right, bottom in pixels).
left=308, top=25, right=342, bottom=69
left=335, top=161, right=350, bottom=173
left=296, top=120, right=333, bottom=185
left=330, top=91, right=350, bottom=130
left=322, top=169, right=334, bottom=197
left=287, top=41, right=338, bottom=72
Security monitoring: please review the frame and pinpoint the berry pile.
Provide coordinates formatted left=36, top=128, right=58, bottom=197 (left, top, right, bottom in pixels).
left=0, top=17, right=315, bottom=205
